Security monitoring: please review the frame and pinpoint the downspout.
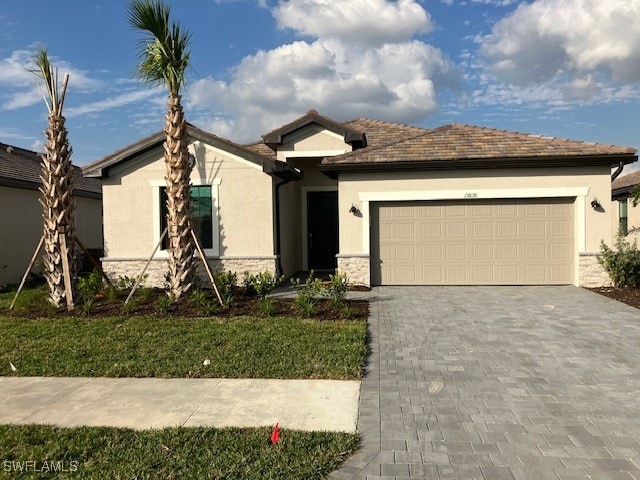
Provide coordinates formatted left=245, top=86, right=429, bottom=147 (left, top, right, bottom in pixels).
left=274, top=178, right=291, bottom=276
left=612, top=161, right=624, bottom=181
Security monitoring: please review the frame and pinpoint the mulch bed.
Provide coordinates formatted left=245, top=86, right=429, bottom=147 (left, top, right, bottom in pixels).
left=5, top=287, right=369, bottom=321
left=588, top=287, right=640, bottom=309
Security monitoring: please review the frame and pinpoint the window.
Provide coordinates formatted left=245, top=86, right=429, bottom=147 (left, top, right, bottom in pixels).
left=159, top=185, right=213, bottom=250
left=619, top=199, right=628, bottom=235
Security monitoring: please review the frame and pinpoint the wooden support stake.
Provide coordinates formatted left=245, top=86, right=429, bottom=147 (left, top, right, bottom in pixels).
left=60, top=233, right=74, bottom=312
left=74, top=235, right=113, bottom=288
left=125, top=227, right=168, bottom=304
left=9, top=235, right=44, bottom=310
left=191, top=229, right=223, bottom=306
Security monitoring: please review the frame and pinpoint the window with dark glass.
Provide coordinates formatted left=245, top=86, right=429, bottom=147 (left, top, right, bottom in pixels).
left=619, top=199, right=628, bottom=235
left=160, top=186, right=213, bottom=250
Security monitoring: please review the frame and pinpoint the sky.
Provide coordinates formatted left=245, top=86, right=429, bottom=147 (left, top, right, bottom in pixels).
left=1, top=0, right=640, bottom=169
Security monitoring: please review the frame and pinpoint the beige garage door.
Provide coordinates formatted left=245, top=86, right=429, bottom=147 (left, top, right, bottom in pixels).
left=371, top=198, right=574, bottom=285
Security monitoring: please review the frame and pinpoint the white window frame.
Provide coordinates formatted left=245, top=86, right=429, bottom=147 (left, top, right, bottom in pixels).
left=150, top=178, right=222, bottom=258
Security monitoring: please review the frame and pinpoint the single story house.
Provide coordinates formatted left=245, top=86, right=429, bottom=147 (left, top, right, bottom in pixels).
left=83, top=110, right=637, bottom=288
left=611, top=170, right=640, bottom=242
left=0, top=142, right=103, bottom=287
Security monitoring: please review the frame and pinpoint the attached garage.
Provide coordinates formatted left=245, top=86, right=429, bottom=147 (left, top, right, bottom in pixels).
left=371, top=198, right=574, bottom=286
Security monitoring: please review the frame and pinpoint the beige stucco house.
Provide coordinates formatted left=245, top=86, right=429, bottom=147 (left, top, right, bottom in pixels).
left=611, top=170, right=640, bottom=243
left=0, top=142, right=103, bottom=287
left=83, top=110, right=637, bottom=288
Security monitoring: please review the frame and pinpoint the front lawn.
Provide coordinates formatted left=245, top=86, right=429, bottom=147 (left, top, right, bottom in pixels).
left=0, top=424, right=359, bottom=479
left=0, top=315, right=367, bottom=379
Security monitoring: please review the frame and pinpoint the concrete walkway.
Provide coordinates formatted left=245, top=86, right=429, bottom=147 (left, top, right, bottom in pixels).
left=0, top=377, right=360, bottom=432
left=331, top=286, right=640, bottom=480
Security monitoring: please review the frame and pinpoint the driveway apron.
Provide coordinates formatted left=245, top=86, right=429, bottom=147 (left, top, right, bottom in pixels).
left=330, top=286, right=640, bottom=480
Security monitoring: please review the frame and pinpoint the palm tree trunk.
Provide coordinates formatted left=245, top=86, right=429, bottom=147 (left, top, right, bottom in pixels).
left=39, top=112, right=77, bottom=309
left=164, top=94, right=195, bottom=299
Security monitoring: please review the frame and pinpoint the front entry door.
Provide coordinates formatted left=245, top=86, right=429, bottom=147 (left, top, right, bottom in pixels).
left=307, top=191, right=338, bottom=270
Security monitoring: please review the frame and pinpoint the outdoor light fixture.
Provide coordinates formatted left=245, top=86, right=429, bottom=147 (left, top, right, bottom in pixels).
left=349, top=204, right=360, bottom=215
left=591, top=197, right=602, bottom=210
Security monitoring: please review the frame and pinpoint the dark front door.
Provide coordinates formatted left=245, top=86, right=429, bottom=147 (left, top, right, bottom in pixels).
left=307, top=191, right=338, bottom=270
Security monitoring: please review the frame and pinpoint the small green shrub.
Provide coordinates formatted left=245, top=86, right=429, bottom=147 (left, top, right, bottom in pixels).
left=259, top=296, right=276, bottom=317
left=156, top=295, right=175, bottom=313
left=136, top=287, right=154, bottom=301
left=253, top=271, right=283, bottom=298
left=326, top=271, right=349, bottom=306
left=120, top=298, right=138, bottom=316
left=199, top=300, right=218, bottom=316
left=294, top=295, right=315, bottom=317
left=598, top=230, right=640, bottom=287
left=340, top=304, right=357, bottom=320
left=78, top=269, right=103, bottom=298
left=80, top=298, right=95, bottom=316
left=213, top=270, right=237, bottom=299
left=242, top=271, right=257, bottom=296
left=104, top=284, right=119, bottom=302
left=117, top=274, right=145, bottom=291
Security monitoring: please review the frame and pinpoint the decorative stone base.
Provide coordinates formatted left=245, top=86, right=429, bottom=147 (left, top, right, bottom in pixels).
left=101, top=256, right=278, bottom=288
left=578, top=253, right=612, bottom=288
left=337, top=254, right=370, bottom=286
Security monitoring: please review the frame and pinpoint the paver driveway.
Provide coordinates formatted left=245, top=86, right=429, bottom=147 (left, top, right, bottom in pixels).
left=330, top=286, right=640, bottom=480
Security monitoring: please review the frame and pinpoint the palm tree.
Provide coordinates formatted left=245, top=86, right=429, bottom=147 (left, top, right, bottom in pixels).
left=128, top=0, right=195, bottom=299
left=31, top=49, right=77, bottom=310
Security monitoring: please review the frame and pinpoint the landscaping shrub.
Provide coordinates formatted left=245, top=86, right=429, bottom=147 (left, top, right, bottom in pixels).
left=78, top=269, right=103, bottom=298
left=598, top=230, right=640, bottom=287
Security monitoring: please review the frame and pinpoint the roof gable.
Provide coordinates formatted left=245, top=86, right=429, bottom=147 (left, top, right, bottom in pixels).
left=83, top=124, right=300, bottom=181
left=321, top=124, right=638, bottom=173
left=0, top=141, right=102, bottom=197
left=261, top=110, right=366, bottom=150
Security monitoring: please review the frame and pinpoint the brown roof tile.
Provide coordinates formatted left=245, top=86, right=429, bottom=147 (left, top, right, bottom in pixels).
left=322, top=124, right=638, bottom=166
left=341, top=117, right=427, bottom=148
left=0, top=141, right=102, bottom=196
left=612, top=169, right=640, bottom=191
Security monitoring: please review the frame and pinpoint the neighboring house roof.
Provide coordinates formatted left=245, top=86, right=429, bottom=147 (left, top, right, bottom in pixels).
left=320, top=123, right=638, bottom=176
left=83, top=123, right=301, bottom=181
left=612, top=169, right=640, bottom=199
left=261, top=110, right=367, bottom=150
left=0, top=141, right=102, bottom=199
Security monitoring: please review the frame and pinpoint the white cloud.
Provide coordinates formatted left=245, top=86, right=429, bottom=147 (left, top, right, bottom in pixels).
left=185, top=0, right=460, bottom=142
left=66, top=89, right=162, bottom=117
left=187, top=37, right=459, bottom=142
left=273, top=0, right=432, bottom=45
left=481, top=0, right=640, bottom=85
left=0, top=49, right=103, bottom=110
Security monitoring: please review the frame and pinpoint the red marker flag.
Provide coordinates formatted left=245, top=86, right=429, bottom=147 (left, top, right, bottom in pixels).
left=270, top=423, right=280, bottom=445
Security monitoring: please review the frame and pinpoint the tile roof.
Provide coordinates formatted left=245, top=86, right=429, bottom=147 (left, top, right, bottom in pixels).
left=243, top=140, right=276, bottom=158
left=0, top=141, right=102, bottom=196
left=341, top=117, right=427, bottom=148
left=322, top=124, right=638, bottom=166
left=612, top=169, right=640, bottom=191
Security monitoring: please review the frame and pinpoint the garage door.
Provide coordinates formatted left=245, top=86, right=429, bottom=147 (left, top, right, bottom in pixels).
left=371, top=198, right=574, bottom=285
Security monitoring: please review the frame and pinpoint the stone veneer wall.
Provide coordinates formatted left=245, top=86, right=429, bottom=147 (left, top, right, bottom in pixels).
left=102, top=256, right=278, bottom=288
left=578, top=253, right=612, bottom=288
left=337, top=254, right=370, bottom=286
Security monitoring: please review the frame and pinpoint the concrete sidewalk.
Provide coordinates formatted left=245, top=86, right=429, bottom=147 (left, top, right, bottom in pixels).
left=0, top=377, right=360, bottom=432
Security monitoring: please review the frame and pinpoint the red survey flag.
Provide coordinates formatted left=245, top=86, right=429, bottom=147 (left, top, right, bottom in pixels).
left=270, top=423, right=280, bottom=444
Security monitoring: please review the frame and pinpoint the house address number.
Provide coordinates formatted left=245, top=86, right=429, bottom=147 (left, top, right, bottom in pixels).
left=464, top=193, right=478, bottom=198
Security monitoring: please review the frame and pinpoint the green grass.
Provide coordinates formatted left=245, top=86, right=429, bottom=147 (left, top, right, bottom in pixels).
left=0, top=424, right=359, bottom=479
left=0, top=315, right=367, bottom=379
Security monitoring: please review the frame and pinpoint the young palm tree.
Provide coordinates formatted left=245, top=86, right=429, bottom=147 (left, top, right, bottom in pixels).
left=31, top=49, right=77, bottom=309
left=129, top=0, right=195, bottom=299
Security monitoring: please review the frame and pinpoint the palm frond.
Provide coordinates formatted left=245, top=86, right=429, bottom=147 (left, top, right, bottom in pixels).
left=128, top=0, right=191, bottom=96
left=30, top=48, right=69, bottom=115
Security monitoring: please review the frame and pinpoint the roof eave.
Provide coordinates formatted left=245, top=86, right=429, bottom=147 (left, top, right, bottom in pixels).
left=319, top=154, right=639, bottom=179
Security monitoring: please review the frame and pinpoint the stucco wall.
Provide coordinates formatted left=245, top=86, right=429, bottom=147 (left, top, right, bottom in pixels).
left=102, top=140, right=274, bottom=263
left=276, top=127, right=351, bottom=161
left=0, top=185, right=103, bottom=286
left=336, top=166, right=613, bottom=286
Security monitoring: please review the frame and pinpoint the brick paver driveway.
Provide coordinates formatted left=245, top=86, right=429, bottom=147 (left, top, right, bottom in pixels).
left=331, top=286, right=640, bottom=480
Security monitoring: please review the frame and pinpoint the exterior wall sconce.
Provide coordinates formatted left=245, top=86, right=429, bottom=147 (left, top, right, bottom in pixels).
left=349, top=204, right=360, bottom=215
left=590, top=197, right=602, bottom=210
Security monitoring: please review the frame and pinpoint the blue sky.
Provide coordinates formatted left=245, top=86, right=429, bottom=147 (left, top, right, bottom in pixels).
left=1, top=0, right=639, bottom=169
